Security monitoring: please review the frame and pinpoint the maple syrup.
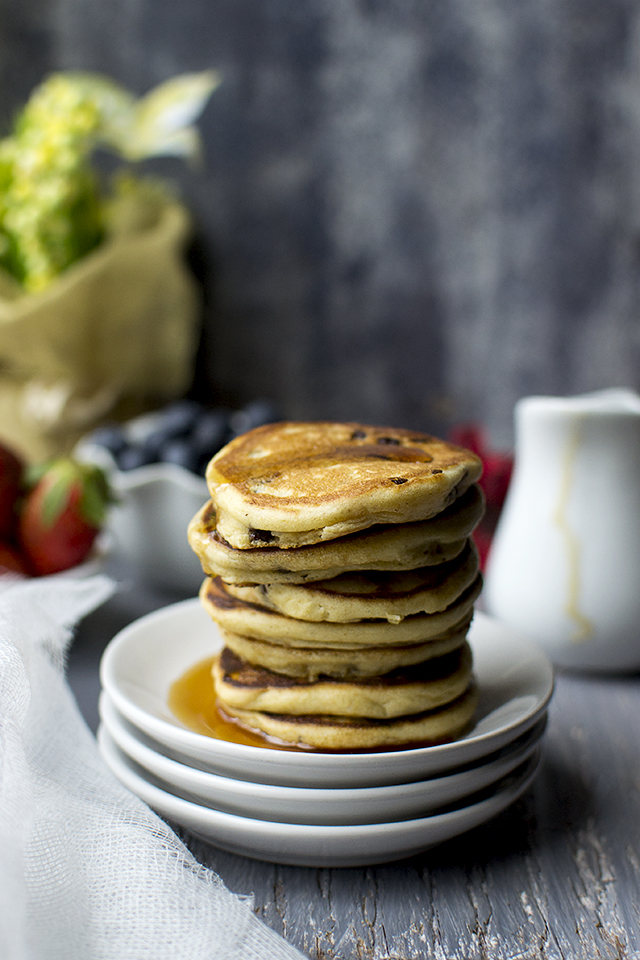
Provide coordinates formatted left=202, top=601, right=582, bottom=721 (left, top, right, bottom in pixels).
left=168, top=656, right=459, bottom=755
left=168, top=656, right=299, bottom=751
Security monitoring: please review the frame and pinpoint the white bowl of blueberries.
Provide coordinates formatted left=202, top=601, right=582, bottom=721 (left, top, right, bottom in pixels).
left=77, top=399, right=278, bottom=595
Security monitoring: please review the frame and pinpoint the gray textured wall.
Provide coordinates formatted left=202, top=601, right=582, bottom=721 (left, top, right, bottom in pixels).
left=2, top=0, right=640, bottom=446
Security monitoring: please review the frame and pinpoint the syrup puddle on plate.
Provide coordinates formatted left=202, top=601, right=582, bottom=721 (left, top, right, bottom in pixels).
left=168, top=656, right=301, bottom=751
left=168, top=656, right=471, bottom=755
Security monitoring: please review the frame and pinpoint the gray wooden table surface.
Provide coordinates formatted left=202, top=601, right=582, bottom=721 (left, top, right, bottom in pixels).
left=68, top=564, right=640, bottom=960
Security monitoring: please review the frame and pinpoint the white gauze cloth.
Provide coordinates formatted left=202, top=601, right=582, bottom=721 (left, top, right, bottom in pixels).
left=0, top=575, right=306, bottom=960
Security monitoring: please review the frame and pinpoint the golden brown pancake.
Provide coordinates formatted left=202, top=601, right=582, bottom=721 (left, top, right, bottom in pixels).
left=213, top=643, right=473, bottom=719
left=218, top=622, right=471, bottom=680
left=224, top=540, right=479, bottom=623
left=187, top=484, right=483, bottom=584
left=206, top=422, right=482, bottom=548
left=219, top=684, right=479, bottom=750
left=200, top=574, right=482, bottom=648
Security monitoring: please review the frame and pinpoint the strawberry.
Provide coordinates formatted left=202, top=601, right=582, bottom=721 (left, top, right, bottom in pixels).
left=0, top=441, right=24, bottom=539
left=0, top=540, right=30, bottom=577
left=18, top=458, right=112, bottom=575
left=449, top=423, right=514, bottom=571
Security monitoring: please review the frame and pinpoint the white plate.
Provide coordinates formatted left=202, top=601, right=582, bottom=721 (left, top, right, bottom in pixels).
left=99, top=693, right=547, bottom=825
left=100, top=600, right=554, bottom=788
left=98, top=728, right=541, bottom=867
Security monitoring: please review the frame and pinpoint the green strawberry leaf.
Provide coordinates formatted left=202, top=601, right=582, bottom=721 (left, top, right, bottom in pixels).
left=79, top=465, right=111, bottom=527
left=39, top=469, right=74, bottom=528
left=24, top=459, right=57, bottom=490
left=32, top=459, right=113, bottom=529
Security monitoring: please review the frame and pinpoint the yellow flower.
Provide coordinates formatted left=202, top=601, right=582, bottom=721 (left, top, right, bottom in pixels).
left=0, top=69, right=219, bottom=291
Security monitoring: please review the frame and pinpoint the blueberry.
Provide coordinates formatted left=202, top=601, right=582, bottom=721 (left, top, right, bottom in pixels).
left=116, top=445, right=158, bottom=470
left=229, top=400, right=280, bottom=437
left=108, top=399, right=281, bottom=474
left=196, top=456, right=211, bottom=477
left=157, top=399, right=202, bottom=437
left=192, top=409, right=230, bottom=457
left=160, top=437, right=200, bottom=473
left=143, top=430, right=171, bottom=462
left=90, top=424, right=127, bottom=456
left=141, top=402, right=200, bottom=454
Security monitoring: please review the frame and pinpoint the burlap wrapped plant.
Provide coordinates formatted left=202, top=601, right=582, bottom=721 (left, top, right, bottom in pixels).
left=0, top=71, right=219, bottom=462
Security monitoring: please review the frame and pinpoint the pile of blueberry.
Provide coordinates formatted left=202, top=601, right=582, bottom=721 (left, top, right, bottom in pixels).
left=88, top=399, right=280, bottom=477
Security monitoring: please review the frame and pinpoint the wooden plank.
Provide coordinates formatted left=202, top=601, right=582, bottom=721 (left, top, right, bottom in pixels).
left=70, top=582, right=640, bottom=958
left=178, top=674, right=640, bottom=959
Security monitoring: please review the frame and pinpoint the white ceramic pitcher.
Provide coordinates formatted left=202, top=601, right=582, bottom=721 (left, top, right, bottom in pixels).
left=484, top=388, right=640, bottom=673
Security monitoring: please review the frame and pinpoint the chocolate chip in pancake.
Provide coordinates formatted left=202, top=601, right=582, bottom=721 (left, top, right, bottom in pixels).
left=206, top=422, right=482, bottom=549
left=224, top=540, right=479, bottom=623
left=218, top=621, right=471, bottom=680
left=187, top=484, right=483, bottom=584
left=200, top=574, right=482, bottom=648
left=213, top=643, right=473, bottom=719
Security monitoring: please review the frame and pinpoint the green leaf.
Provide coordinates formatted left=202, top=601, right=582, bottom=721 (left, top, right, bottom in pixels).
left=24, top=459, right=57, bottom=490
left=78, top=465, right=112, bottom=528
left=31, top=458, right=112, bottom=529
left=40, top=470, right=74, bottom=528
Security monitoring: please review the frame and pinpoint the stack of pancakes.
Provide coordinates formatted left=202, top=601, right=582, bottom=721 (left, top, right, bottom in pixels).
left=188, top=421, right=484, bottom=751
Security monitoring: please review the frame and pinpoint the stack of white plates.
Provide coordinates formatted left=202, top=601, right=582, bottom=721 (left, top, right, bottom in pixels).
left=98, top=600, right=554, bottom=867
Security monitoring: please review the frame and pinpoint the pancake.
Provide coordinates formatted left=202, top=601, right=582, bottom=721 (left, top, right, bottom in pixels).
left=218, top=621, right=471, bottom=680
left=187, top=484, right=484, bottom=584
left=200, top=574, right=482, bottom=648
left=213, top=643, right=473, bottom=719
left=224, top=540, right=479, bottom=623
left=206, top=422, right=482, bottom=548
left=219, top=684, right=479, bottom=750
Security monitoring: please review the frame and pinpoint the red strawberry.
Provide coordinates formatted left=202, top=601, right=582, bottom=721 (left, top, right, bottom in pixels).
left=471, top=526, right=494, bottom=572
left=0, top=540, right=30, bottom=577
left=449, top=424, right=485, bottom=457
left=18, top=459, right=112, bottom=576
left=449, top=423, right=514, bottom=572
left=0, top=442, right=24, bottom=539
left=480, top=452, right=513, bottom=513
